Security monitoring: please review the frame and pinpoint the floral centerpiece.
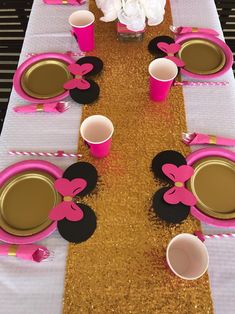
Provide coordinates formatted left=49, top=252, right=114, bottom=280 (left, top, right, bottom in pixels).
left=96, top=0, right=166, bottom=33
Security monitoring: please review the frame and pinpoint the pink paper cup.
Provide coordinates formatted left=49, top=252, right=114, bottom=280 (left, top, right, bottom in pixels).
left=149, top=58, right=178, bottom=102
left=69, top=10, right=95, bottom=52
left=166, top=233, right=209, bottom=280
left=80, top=115, right=114, bottom=159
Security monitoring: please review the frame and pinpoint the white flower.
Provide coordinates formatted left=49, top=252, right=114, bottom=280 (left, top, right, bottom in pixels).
left=139, top=0, right=166, bottom=26
left=95, top=0, right=166, bottom=30
left=117, top=0, right=145, bottom=32
left=95, top=0, right=122, bottom=22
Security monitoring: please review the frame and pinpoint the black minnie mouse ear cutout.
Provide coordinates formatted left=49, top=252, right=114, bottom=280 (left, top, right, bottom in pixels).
left=63, top=161, right=98, bottom=197
left=148, top=36, right=175, bottom=58
left=57, top=203, right=97, bottom=243
left=70, top=79, right=100, bottom=105
left=152, top=188, right=190, bottom=224
left=76, top=56, right=103, bottom=77
left=65, top=56, right=103, bottom=104
left=151, top=150, right=186, bottom=182
left=48, top=162, right=98, bottom=243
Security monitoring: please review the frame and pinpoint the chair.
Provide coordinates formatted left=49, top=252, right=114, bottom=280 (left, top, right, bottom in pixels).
left=0, top=0, right=33, bottom=133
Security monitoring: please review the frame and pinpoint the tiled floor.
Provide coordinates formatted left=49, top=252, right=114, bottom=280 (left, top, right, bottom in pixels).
left=0, top=0, right=234, bottom=133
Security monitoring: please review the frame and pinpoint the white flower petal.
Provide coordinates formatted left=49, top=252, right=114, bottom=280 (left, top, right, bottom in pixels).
left=147, top=16, right=164, bottom=26
left=100, top=11, right=119, bottom=22
left=139, top=0, right=165, bottom=25
left=96, top=0, right=122, bottom=22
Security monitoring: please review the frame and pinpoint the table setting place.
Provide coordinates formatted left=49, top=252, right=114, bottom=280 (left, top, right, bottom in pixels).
left=1, top=0, right=235, bottom=313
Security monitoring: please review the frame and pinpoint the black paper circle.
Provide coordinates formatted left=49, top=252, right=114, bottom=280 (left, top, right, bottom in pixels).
left=76, top=56, right=103, bottom=77
left=151, top=150, right=186, bottom=182
left=57, top=203, right=97, bottom=243
left=148, top=36, right=175, bottom=58
left=152, top=187, right=190, bottom=224
left=69, top=79, right=100, bottom=104
left=63, top=162, right=98, bottom=197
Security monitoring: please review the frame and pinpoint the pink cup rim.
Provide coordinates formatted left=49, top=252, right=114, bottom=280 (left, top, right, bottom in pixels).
left=80, top=115, right=114, bottom=145
left=148, top=58, right=178, bottom=82
left=69, top=10, right=95, bottom=29
left=166, top=233, right=209, bottom=280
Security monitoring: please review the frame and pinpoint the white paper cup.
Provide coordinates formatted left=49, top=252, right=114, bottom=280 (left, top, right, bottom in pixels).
left=166, top=233, right=209, bottom=280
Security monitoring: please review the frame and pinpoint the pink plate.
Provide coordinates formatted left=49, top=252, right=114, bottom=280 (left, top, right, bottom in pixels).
left=0, top=160, right=63, bottom=244
left=187, top=148, right=235, bottom=227
left=13, top=53, right=74, bottom=103
left=175, top=33, right=233, bottom=79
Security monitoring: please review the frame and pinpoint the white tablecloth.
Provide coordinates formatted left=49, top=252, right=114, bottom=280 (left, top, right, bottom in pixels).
left=171, top=2, right=235, bottom=313
left=0, top=0, right=234, bottom=313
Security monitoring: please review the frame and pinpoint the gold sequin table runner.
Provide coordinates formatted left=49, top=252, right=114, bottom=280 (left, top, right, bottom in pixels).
left=63, top=1, right=213, bottom=312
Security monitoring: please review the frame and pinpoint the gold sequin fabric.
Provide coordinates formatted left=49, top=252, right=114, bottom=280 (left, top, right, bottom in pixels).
left=63, top=1, right=213, bottom=313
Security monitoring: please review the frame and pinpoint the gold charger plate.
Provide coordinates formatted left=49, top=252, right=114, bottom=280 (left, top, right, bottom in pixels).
left=0, top=170, right=61, bottom=236
left=187, top=157, right=235, bottom=219
left=178, top=39, right=226, bottom=75
left=21, top=59, right=72, bottom=99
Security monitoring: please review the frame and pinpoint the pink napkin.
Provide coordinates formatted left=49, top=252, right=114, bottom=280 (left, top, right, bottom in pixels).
left=14, top=102, right=67, bottom=113
left=183, top=132, right=235, bottom=146
left=176, top=27, right=219, bottom=36
left=43, top=0, right=85, bottom=5
left=0, top=244, right=50, bottom=262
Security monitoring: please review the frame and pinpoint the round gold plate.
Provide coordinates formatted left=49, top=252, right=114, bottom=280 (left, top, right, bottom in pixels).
left=187, top=157, right=235, bottom=219
left=178, top=39, right=226, bottom=75
left=21, top=59, right=72, bottom=99
left=0, top=170, right=61, bottom=236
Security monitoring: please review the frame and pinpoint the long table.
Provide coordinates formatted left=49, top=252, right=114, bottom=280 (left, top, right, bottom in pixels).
left=0, top=0, right=235, bottom=313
